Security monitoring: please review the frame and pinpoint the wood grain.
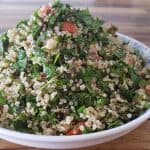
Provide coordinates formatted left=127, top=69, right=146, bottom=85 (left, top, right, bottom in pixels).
left=0, top=0, right=150, bottom=149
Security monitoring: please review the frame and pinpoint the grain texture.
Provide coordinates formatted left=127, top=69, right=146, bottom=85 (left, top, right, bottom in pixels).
left=0, top=0, right=150, bottom=149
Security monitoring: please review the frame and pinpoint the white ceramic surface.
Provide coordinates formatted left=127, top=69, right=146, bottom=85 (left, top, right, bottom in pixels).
left=0, top=33, right=150, bottom=149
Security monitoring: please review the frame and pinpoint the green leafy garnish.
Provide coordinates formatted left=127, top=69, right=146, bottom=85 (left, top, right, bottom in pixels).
left=31, top=25, right=41, bottom=40
left=96, top=97, right=109, bottom=107
left=13, top=48, right=27, bottom=72
left=143, top=102, right=150, bottom=109
left=120, top=88, right=135, bottom=101
left=0, top=91, right=7, bottom=105
left=31, top=64, right=42, bottom=79
left=54, top=52, right=60, bottom=64
left=77, top=106, right=86, bottom=113
left=98, top=81, right=110, bottom=94
left=83, top=127, right=92, bottom=134
left=16, top=19, right=28, bottom=28
left=112, top=49, right=126, bottom=59
left=82, top=66, right=103, bottom=82
left=108, top=119, right=124, bottom=129
left=13, top=113, right=32, bottom=133
left=129, top=68, right=141, bottom=89
left=43, top=64, right=56, bottom=78
left=0, top=33, right=9, bottom=57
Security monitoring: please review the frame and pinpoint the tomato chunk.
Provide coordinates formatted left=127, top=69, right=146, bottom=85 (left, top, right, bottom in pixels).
left=66, top=128, right=82, bottom=135
left=62, top=22, right=77, bottom=34
left=66, top=121, right=86, bottom=135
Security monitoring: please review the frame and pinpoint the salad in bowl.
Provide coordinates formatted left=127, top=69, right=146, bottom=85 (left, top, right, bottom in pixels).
left=0, top=1, right=150, bottom=148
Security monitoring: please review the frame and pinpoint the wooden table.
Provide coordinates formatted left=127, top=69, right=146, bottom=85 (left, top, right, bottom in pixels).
left=0, top=0, right=150, bottom=149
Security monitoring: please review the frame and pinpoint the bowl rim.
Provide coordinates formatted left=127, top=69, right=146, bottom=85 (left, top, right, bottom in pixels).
left=0, top=33, right=150, bottom=142
left=0, top=110, right=149, bottom=142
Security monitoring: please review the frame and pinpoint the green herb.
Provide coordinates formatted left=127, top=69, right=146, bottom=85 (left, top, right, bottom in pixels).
left=120, top=88, right=135, bottom=102
left=31, top=64, right=42, bottom=79
left=52, top=0, right=65, bottom=8
left=48, top=15, right=57, bottom=29
left=13, top=48, right=27, bottom=72
left=31, top=25, right=41, bottom=40
left=96, top=97, right=109, bottom=107
left=111, top=60, right=128, bottom=81
left=83, top=127, right=92, bottom=134
left=143, top=102, right=150, bottom=109
left=75, top=9, right=92, bottom=25
left=16, top=19, right=28, bottom=28
left=108, top=119, right=124, bottom=128
left=112, top=49, right=126, bottom=59
left=139, top=79, right=147, bottom=88
left=77, top=106, right=86, bottom=113
left=20, top=95, right=36, bottom=107
left=129, top=68, right=141, bottom=89
left=0, top=91, right=7, bottom=105
left=13, top=113, right=32, bottom=133
left=54, top=52, right=60, bottom=64
left=36, top=38, right=44, bottom=47
left=36, top=113, right=58, bottom=124
left=75, top=35, right=87, bottom=44
left=82, top=66, right=103, bottom=82
left=0, top=33, right=9, bottom=57
left=57, top=78, right=70, bottom=87
left=71, top=92, right=94, bottom=107
left=43, top=64, right=56, bottom=78
left=98, top=81, right=110, bottom=94
left=98, top=48, right=106, bottom=58
left=61, top=48, right=79, bottom=58
left=18, top=49, right=27, bottom=70
left=31, top=48, right=46, bottom=64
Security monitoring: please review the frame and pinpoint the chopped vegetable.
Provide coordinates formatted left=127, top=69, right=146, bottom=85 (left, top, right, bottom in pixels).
left=66, top=128, right=82, bottom=135
left=62, top=22, right=77, bottom=34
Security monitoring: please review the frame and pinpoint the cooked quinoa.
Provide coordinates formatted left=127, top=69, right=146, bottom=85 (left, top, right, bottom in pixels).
left=0, top=1, right=150, bottom=135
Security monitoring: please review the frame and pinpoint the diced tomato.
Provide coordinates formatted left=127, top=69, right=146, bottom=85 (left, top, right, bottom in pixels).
left=66, top=128, right=82, bottom=135
left=62, top=22, right=77, bottom=34
left=66, top=121, right=86, bottom=135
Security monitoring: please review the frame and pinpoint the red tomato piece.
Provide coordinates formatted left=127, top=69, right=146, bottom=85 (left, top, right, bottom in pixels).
left=66, top=128, right=82, bottom=135
left=62, top=22, right=77, bottom=34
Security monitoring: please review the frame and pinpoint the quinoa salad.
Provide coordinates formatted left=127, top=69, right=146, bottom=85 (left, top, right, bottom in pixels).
left=0, top=1, right=150, bottom=136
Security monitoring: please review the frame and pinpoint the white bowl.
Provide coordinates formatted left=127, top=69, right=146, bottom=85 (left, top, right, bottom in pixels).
left=0, top=33, right=150, bottom=149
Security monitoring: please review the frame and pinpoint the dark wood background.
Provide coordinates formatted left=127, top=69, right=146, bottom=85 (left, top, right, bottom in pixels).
left=0, top=0, right=150, bottom=149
